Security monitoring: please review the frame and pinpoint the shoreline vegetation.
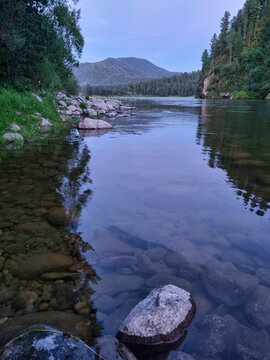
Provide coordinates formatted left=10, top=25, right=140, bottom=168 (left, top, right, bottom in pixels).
left=198, top=0, right=270, bottom=100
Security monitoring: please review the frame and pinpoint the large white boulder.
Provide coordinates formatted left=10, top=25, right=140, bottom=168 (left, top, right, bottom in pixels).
left=3, top=133, right=24, bottom=142
left=78, top=118, right=113, bottom=130
left=117, top=285, right=196, bottom=353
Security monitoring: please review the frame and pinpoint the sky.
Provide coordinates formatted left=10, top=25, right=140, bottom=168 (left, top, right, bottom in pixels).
left=77, top=0, right=246, bottom=72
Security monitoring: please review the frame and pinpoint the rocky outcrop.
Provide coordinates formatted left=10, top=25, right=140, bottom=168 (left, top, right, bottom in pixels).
left=117, top=285, right=196, bottom=354
left=78, top=118, right=113, bottom=130
left=200, top=76, right=211, bottom=98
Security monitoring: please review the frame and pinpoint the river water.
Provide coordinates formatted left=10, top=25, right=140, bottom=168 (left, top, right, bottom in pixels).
left=0, top=97, right=270, bottom=359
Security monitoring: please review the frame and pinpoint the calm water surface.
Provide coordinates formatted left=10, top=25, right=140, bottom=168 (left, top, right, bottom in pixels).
left=1, top=97, right=270, bottom=359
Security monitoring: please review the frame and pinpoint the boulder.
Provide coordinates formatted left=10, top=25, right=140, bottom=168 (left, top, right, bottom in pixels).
left=47, top=206, right=67, bottom=226
left=11, top=253, right=74, bottom=279
left=95, top=336, right=137, bottom=360
left=85, top=108, right=98, bottom=117
left=203, top=261, right=258, bottom=306
left=0, top=325, right=97, bottom=360
left=3, top=133, right=23, bottom=143
left=67, top=105, right=77, bottom=112
left=78, top=118, right=113, bottom=130
left=245, top=286, right=270, bottom=328
left=117, top=285, right=196, bottom=354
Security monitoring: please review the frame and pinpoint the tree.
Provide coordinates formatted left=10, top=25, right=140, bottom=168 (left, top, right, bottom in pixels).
left=217, top=11, right=231, bottom=55
left=0, top=0, right=84, bottom=91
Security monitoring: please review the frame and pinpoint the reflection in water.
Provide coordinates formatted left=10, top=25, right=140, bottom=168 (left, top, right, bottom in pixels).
left=197, top=100, right=270, bottom=216
left=0, top=130, right=100, bottom=348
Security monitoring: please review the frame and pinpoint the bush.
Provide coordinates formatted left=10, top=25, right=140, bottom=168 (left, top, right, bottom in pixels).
left=79, top=102, right=87, bottom=110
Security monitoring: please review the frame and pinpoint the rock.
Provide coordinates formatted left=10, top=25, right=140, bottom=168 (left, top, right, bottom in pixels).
left=0, top=317, right=8, bottom=325
left=59, top=100, right=67, bottom=107
left=10, top=123, right=20, bottom=131
left=93, top=294, right=117, bottom=313
left=77, top=118, right=113, bottom=130
left=256, top=268, right=270, bottom=286
left=40, top=117, right=52, bottom=127
left=47, top=206, right=67, bottom=226
left=3, top=133, right=24, bottom=143
left=220, top=92, right=231, bottom=99
left=0, top=256, right=5, bottom=270
left=11, top=253, right=74, bottom=279
left=166, top=351, right=196, bottom=360
left=0, top=311, right=94, bottom=347
left=245, top=286, right=270, bottom=328
left=0, top=325, right=97, bottom=360
left=99, top=255, right=138, bottom=269
left=67, top=105, right=77, bottom=112
left=41, top=272, right=78, bottom=280
left=146, top=274, right=192, bottom=293
left=74, top=302, right=91, bottom=316
left=32, top=93, right=43, bottom=102
left=95, top=336, right=137, bottom=360
left=19, top=221, right=55, bottom=236
left=146, top=247, right=167, bottom=262
left=85, top=108, right=98, bottom=116
left=12, top=290, right=38, bottom=309
left=117, top=285, right=196, bottom=353
left=0, top=286, right=17, bottom=303
left=203, top=261, right=258, bottom=306
left=94, top=274, right=143, bottom=295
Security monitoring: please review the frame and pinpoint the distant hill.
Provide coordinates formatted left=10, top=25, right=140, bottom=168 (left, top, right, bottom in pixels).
left=73, top=57, right=177, bottom=87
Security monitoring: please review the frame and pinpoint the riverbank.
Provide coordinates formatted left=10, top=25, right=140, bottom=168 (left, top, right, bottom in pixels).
left=0, top=88, right=135, bottom=156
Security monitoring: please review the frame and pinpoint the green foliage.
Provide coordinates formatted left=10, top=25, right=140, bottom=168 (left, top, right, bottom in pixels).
left=0, top=0, right=83, bottom=93
left=84, top=71, right=201, bottom=97
left=199, top=0, right=270, bottom=99
left=206, top=92, right=220, bottom=99
left=79, top=102, right=87, bottom=110
left=0, top=88, right=65, bottom=144
left=232, top=90, right=259, bottom=99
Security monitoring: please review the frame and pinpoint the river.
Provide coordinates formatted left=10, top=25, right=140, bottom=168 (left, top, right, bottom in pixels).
left=0, top=97, right=270, bottom=359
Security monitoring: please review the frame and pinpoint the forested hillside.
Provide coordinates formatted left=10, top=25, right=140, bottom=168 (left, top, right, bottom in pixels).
left=74, top=57, right=176, bottom=87
left=0, top=0, right=83, bottom=93
left=84, top=71, right=200, bottom=97
left=199, top=0, right=270, bottom=99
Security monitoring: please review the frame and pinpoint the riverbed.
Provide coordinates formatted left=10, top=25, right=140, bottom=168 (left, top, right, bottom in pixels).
left=0, top=97, right=270, bottom=359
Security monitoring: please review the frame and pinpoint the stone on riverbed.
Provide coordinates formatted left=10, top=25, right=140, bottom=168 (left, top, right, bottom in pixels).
left=117, top=285, right=196, bottom=354
left=78, top=118, right=113, bottom=130
left=47, top=206, right=67, bottom=226
left=10, top=253, right=74, bottom=279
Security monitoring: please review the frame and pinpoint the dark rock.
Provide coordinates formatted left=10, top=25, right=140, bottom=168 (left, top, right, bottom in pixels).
left=245, top=286, right=270, bottom=328
left=203, top=261, right=258, bottom=306
left=11, top=253, right=74, bottom=280
left=117, top=285, right=195, bottom=354
left=12, top=290, right=38, bottom=309
left=47, top=207, right=67, bottom=226
left=95, top=336, right=137, bottom=360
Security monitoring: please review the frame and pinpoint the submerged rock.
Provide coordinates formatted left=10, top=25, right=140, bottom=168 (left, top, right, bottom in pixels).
left=0, top=325, right=97, bottom=360
left=245, top=286, right=270, bottom=328
left=11, top=253, right=74, bottom=279
left=203, top=261, right=258, bottom=306
left=47, top=206, right=67, bottom=226
left=95, top=335, right=137, bottom=360
left=77, top=118, right=113, bottom=130
left=117, top=285, right=196, bottom=354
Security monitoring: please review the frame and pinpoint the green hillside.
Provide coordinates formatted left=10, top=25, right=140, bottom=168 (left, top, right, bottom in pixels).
left=199, top=0, right=270, bottom=99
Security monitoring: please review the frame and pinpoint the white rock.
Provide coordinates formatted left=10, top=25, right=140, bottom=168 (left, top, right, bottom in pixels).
left=117, top=285, right=195, bottom=347
left=3, top=133, right=24, bottom=142
left=10, top=123, right=20, bottom=131
left=59, top=100, right=67, bottom=107
left=40, top=118, right=52, bottom=127
left=32, top=93, right=43, bottom=102
left=78, top=118, right=113, bottom=130
left=85, top=108, right=98, bottom=117
left=67, top=105, right=77, bottom=112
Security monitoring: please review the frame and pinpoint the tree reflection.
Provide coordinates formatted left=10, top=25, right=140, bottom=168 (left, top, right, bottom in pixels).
left=197, top=100, right=270, bottom=216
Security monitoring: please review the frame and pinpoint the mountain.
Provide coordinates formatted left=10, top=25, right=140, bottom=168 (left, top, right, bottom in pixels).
left=199, top=0, right=270, bottom=99
left=73, top=57, right=177, bottom=87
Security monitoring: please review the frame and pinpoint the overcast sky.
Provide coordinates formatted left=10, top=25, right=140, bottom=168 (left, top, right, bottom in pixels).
left=77, top=0, right=246, bottom=72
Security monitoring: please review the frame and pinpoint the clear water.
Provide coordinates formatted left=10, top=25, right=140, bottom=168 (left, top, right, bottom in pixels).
left=1, top=97, right=270, bottom=359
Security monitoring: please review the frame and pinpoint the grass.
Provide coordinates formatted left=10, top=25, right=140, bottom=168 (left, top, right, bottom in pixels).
left=0, top=87, right=66, bottom=146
